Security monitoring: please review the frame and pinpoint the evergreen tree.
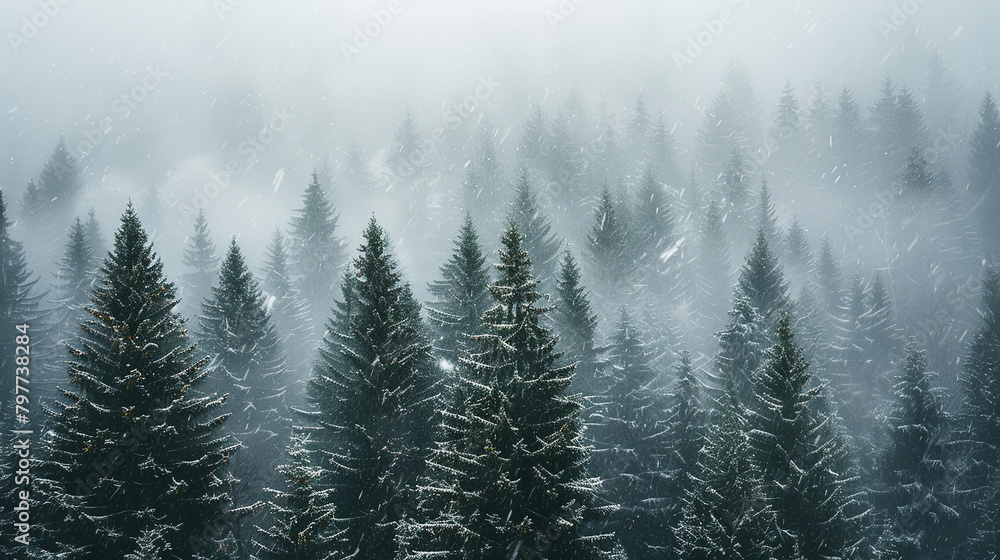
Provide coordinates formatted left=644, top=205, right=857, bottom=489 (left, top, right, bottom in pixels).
left=832, top=86, right=871, bottom=183
left=968, top=92, right=1000, bottom=255
left=304, top=218, right=437, bottom=559
left=397, top=220, right=625, bottom=560
left=784, top=217, right=812, bottom=275
left=53, top=217, right=97, bottom=331
left=553, top=249, right=602, bottom=397
left=698, top=60, right=763, bottom=173
left=587, top=183, right=632, bottom=290
left=878, top=345, right=960, bottom=560
left=508, top=167, right=562, bottom=285
left=769, top=81, right=806, bottom=168
left=20, top=179, right=44, bottom=217
left=259, top=228, right=313, bottom=381
left=755, top=180, right=781, bottom=257
left=288, top=170, right=346, bottom=335
left=34, top=204, right=239, bottom=559
left=720, top=147, right=752, bottom=240
left=674, top=386, right=777, bottom=560
left=747, top=315, right=860, bottom=560
left=815, top=234, right=843, bottom=316
left=735, top=228, right=790, bottom=331
left=23, top=137, right=82, bottom=217
left=697, top=199, right=733, bottom=328
left=387, top=110, right=424, bottom=178
left=519, top=106, right=548, bottom=165
left=254, top=431, right=337, bottom=560
left=960, top=266, right=1000, bottom=556
left=871, top=77, right=900, bottom=184
left=899, top=146, right=935, bottom=194
left=84, top=207, right=107, bottom=258
left=180, top=209, right=219, bottom=316
left=715, top=295, right=767, bottom=404
left=588, top=308, right=670, bottom=560
left=426, top=214, right=492, bottom=365
left=650, top=114, right=681, bottom=185
left=633, top=166, right=677, bottom=283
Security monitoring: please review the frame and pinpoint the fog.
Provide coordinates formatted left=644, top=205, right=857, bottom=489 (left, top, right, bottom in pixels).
left=3, top=1, right=1000, bottom=558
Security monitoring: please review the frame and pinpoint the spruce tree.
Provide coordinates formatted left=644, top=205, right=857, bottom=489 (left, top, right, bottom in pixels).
left=633, top=166, right=677, bottom=284
left=508, top=167, right=562, bottom=285
left=960, top=266, right=1000, bottom=556
left=674, top=387, right=777, bottom=560
left=397, top=220, right=625, bottom=560
left=815, top=235, right=843, bottom=316
left=784, top=217, right=812, bottom=275
left=553, top=249, right=603, bottom=397
left=720, top=147, right=752, bottom=240
left=588, top=308, right=670, bottom=560
left=519, top=106, right=548, bottom=165
left=304, top=217, right=437, bottom=559
left=259, top=228, right=313, bottom=381
left=735, top=227, right=790, bottom=331
left=587, top=183, right=632, bottom=290
left=769, top=81, right=806, bottom=168
left=387, top=110, right=424, bottom=178
left=878, top=345, right=960, bottom=559
left=34, top=204, right=239, bottom=559
left=288, top=170, right=346, bottom=335
left=747, top=315, right=859, bottom=560
left=254, top=431, right=337, bottom=560
left=426, top=214, right=492, bottom=365
left=199, top=238, right=288, bottom=537
left=53, top=217, right=97, bottom=332
left=698, top=199, right=733, bottom=328
left=23, top=136, right=82, bottom=218
left=968, top=92, right=1000, bottom=255
left=832, top=86, right=871, bottom=183
left=755, top=180, right=781, bottom=257
left=715, top=295, right=767, bottom=404
left=84, top=207, right=107, bottom=258
left=180, top=209, right=220, bottom=317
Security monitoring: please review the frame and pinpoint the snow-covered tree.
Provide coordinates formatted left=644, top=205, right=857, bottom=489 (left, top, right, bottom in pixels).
left=397, top=220, right=625, bottom=560
left=259, top=228, right=313, bottom=381
left=180, top=208, right=219, bottom=316
left=304, top=217, right=438, bottom=559
left=508, top=167, right=562, bottom=285
left=52, top=217, right=97, bottom=334
left=633, top=166, right=677, bottom=285
left=735, top=227, right=790, bottom=332
left=715, top=295, right=767, bottom=404
left=34, top=203, right=240, bottom=559
left=553, top=248, right=603, bottom=398
left=587, top=183, right=633, bottom=290
left=22, top=136, right=82, bottom=218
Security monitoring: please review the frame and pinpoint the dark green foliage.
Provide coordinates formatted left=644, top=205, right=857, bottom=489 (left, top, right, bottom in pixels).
left=553, top=249, right=603, bottom=397
left=53, top=217, right=97, bottom=330
left=22, top=137, right=82, bottom=218
left=305, top=218, right=437, bottom=559
left=878, top=345, right=960, bottom=559
left=34, top=204, right=239, bottom=559
left=715, top=295, right=767, bottom=404
left=735, top=228, right=790, bottom=330
left=509, top=168, right=562, bottom=284
left=675, top=388, right=777, bottom=560
left=588, top=309, right=670, bottom=560
left=398, top=220, right=625, bottom=560
left=254, top=431, right=338, bottom=560
left=259, top=229, right=313, bottom=381
left=960, top=267, right=1000, bottom=556
left=900, top=146, right=935, bottom=194
left=426, top=215, right=492, bottom=364
left=756, top=180, right=781, bottom=257
left=747, top=316, right=859, bottom=560
left=587, top=183, right=633, bottom=289
left=288, top=170, right=346, bottom=335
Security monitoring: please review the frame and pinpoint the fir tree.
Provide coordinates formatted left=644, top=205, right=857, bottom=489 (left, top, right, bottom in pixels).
left=815, top=234, right=843, bottom=316
left=20, top=179, right=44, bottom=217
left=968, top=92, right=1000, bottom=255
left=747, top=315, right=860, bottom=560
left=508, top=167, right=562, bottom=285
left=633, top=166, right=677, bottom=283
left=588, top=308, right=670, bottom=560
left=426, top=214, right=492, bottom=365
left=387, top=110, right=424, bottom=178
left=259, top=228, right=313, bottom=381
left=755, top=180, right=781, bottom=257
left=34, top=204, right=240, bottom=559
left=697, top=199, right=733, bottom=328
left=254, top=431, right=338, bottom=560
left=899, top=146, right=935, bottom=194
left=832, top=86, right=871, bottom=183
left=304, top=218, right=437, bottom=559
left=769, top=81, right=806, bottom=168
left=24, top=136, right=82, bottom=217
left=288, top=170, right=346, bottom=335
left=784, top=217, right=812, bottom=275
left=878, top=345, right=960, bottom=559
left=397, top=220, right=625, bottom=560
left=698, top=60, right=763, bottom=173
left=960, top=266, right=1000, bottom=556
left=84, top=207, right=107, bottom=258
left=180, top=209, right=219, bottom=317
left=715, top=295, right=767, bottom=404
left=553, top=249, right=602, bottom=397
left=720, top=147, right=752, bottom=240
left=674, top=386, right=777, bottom=560
left=53, top=217, right=97, bottom=331
left=519, top=106, right=548, bottom=165
left=735, top=227, right=790, bottom=331
left=587, top=183, right=632, bottom=290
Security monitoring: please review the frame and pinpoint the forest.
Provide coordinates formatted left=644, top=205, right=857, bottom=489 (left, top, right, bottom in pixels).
left=1, top=2, right=999, bottom=560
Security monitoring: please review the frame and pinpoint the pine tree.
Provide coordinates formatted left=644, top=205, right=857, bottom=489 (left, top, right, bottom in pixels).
left=34, top=204, right=240, bottom=559
left=587, top=183, right=632, bottom=290
left=588, top=308, right=670, bottom=560
left=715, top=295, right=767, bottom=404
left=747, top=315, right=860, bottom=560
left=288, top=170, right=346, bottom=335
left=674, top=386, right=777, bottom=560
left=199, top=239, right=288, bottom=540
left=53, top=217, right=97, bottom=331
left=254, top=431, right=338, bottom=560
left=770, top=81, right=806, bottom=168
left=899, top=146, right=935, bottom=194
left=397, top=220, right=625, bottom=560
left=20, top=179, right=44, bottom=217
left=24, top=136, right=82, bottom=218
left=815, top=234, right=843, bottom=316
left=304, top=217, right=438, bottom=559
left=553, top=249, right=602, bottom=397
left=755, top=180, right=781, bottom=257
left=878, top=345, right=960, bottom=559
left=84, top=208, right=107, bottom=258
left=960, top=266, right=1000, bottom=556
left=426, top=215, right=492, bottom=366
left=633, top=166, right=677, bottom=283
left=735, top=228, right=790, bottom=331
left=180, top=209, right=219, bottom=317
left=259, top=228, right=313, bottom=381
left=784, top=217, right=812, bottom=275
left=663, top=350, right=708, bottom=557
left=508, top=167, right=562, bottom=285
